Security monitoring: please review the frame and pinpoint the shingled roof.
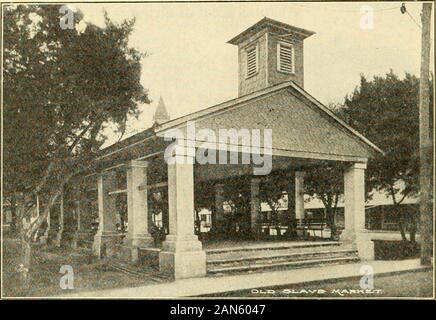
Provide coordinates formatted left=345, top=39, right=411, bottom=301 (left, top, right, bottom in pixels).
left=97, top=80, right=382, bottom=166
left=157, top=81, right=382, bottom=156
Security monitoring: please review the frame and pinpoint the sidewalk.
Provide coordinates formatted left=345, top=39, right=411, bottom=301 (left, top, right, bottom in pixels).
left=63, top=259, right=428, bottom=298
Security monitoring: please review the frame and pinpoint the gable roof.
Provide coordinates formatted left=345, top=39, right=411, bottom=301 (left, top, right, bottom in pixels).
left=97, top=80, right=382, bottom=164
left=156, top=81, right=383, bottom=156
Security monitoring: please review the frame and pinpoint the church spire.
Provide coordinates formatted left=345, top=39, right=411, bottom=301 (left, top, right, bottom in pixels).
left=153, top=96, right=170, bottom=125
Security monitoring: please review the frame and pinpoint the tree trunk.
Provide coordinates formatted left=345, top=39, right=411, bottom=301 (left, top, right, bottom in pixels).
left=322, top=195, right=337, bottom=240
left=409, top=210, right=417, bottom=243
left=20, top=214, right=34, bottom=286
left=10, top=192, right=17, bottom=235
left=194, top=209, right=201, bottom=235
left=397, top=209, right=408, bottom=241
left=270, top=210, right=281, bottom=238
left=19, top=233, right=32, bottom=286
left=410, top=228, right=417, bottom=242
left=389, top=187, right=408, bottom=241
left=13, top=118, right=102, bottom=282
left=210, top=207, right=217, bottom=234
left=17, top=173, right=72, bottom=285
left=275, top=225, right=282, bottom=237
left=325, top=206, right=337, bottom=240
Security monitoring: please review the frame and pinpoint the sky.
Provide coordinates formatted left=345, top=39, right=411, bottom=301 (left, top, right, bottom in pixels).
left=69, top=1, right=434, bottom=146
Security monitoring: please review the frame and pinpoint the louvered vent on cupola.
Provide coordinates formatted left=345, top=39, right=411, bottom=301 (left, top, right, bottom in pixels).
left=246, top=46, right=258, bottom=78
left=277, top=42, right=295, bottom=74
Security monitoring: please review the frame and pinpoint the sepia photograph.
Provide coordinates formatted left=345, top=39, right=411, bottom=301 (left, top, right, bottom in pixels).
left=1, top=0, right=434, bottom=302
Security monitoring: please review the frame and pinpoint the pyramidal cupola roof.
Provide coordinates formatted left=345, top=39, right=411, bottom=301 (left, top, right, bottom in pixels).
left=153, top=96, right=170, bottom=125
left=227, top=17, right=315, bottom=45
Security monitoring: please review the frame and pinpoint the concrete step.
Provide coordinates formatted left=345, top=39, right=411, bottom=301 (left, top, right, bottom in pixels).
left=206, top=242, right=347, bottom=262
left=108, top=261, right=171, bottom=282
left=207, top=256, right=360, bottom=275
left=206, top=241, right=341, bottom=255
left=206, top=243, right=359, bottom=275
left=207, top=249, right=358, bottom=267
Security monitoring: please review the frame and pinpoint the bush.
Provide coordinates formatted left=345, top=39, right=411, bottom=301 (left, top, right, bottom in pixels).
left=373, top=240, right=420, bottom=260
left=150, top=225, right=166, bottom=246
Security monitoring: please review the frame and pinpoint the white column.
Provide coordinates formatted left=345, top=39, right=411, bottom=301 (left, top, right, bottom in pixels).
left=54, top=193, right=64, bottom=247
left=39, top=195, right=50, bottom=244
left=77, top=184, right=94, bottom=241
left=71, top=199, right=80, bottom=249
left=287, top=173, right=296, bottom=219
left=127, top=160, right=153, bottom=263
left=159, top=153, right=206, bottom=279
left=341, top=163, right=366, bottom=242
left=284, top=173, right=298, bottom=237
left=250, top=177, right=261, bottom=237
left=295, top=171, right=305, bottom=221
left=40, top=209, right=50, bottom=244
left=76, top=200, right=81, bottom=231
left=342, top=163, right=373, bottom=259
left=47, top=210, right=51, bottom=234
left=93, top=172, right=119, bottom=258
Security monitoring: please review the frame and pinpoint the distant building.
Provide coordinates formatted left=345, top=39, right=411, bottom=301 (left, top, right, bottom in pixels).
left=153, top=96, right=170, bottom=125
left=304, top=184, right=418, bottom=231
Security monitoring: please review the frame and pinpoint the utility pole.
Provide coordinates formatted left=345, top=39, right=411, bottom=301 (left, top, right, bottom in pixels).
left=419, top=2, right=433, bottom=266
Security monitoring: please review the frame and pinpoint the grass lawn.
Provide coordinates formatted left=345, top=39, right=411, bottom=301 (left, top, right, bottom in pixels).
left=212, top=268, right=434, bottom=298
left=2, top=238, right=170, bottom=297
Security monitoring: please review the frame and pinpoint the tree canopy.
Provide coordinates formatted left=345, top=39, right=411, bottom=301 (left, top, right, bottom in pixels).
left=343, top=71, right=430, bottom=201
left=342, top=71, right=433, bottom=240
left=304, top=162, right=343, bottom=238
left=3, top=4, right=150, bottom=245
left=303, top=71, right=433, bottom=240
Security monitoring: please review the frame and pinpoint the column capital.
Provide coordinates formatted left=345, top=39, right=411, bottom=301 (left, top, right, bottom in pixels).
left=165, top=144, right=196, bottom=164
left=166, top=151, right=196, bottom=165
left=350, top=162, right=367, bottom=170
left=295, top=171, right=305, bottom=178
left=126, top=159, right=149, bottom=169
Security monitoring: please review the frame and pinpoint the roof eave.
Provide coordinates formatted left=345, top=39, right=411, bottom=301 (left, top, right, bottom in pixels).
left=228, top=18, right=315, bottom=45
